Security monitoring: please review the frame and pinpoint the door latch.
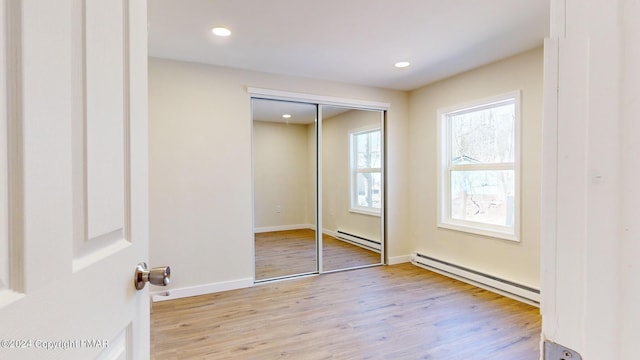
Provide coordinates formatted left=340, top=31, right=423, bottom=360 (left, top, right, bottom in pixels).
left=544, top=340, right=582, bottom=360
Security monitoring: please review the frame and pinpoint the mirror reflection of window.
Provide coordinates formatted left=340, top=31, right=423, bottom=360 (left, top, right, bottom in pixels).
left=350, top=128, right=382, bottom=214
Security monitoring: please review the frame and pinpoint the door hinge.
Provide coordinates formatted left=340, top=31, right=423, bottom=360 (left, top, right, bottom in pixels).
left=544, top=340, right=582, bottom=360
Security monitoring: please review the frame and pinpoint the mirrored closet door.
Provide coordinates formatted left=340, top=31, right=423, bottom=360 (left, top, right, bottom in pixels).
left=252, top=96, right=385, bottom=282
left=320, top=106, right=384, bottom=272
left=252, top=99, right=318, bottom=281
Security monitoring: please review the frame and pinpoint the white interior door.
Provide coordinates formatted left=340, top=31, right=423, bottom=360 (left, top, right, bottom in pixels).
left=0, top=1, right=150, bottom=359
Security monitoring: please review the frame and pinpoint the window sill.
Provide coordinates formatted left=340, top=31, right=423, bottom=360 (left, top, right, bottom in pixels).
left=437, top=221, right=519, bottom=242
left=349, top=208, right=381, bottom=217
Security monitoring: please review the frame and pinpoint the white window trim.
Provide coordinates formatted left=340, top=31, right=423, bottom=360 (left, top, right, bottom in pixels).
left=436, top=91, right=521, bottom=242
left=349, top=125, right=382, bottom=217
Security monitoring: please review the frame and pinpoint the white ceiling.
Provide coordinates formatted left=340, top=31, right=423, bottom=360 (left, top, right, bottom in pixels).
left=148, top=0, right=549, bottom=91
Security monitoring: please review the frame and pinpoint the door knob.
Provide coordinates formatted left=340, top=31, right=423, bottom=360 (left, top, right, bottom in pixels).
left=134, top=262, right=170, bottom=290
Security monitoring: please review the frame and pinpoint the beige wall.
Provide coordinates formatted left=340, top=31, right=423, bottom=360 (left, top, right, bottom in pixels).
left=253, top=121, right=313, bottom=230
left=408, top=47, right=543, bottom=288
left=149, top=58, right=410, bottom=292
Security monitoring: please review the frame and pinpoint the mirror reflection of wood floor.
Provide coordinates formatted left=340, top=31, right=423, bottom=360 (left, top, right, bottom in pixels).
left=254, top=229, right=381, bottom=280
left=151, top=263, right=541, bottom=359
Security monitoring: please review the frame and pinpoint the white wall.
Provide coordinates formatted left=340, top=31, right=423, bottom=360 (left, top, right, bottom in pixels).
left=408, top=47, right=543, bottom=289
left=149, top=58, right=410, bottom=293
left=253, top=121, right=312, bottom=230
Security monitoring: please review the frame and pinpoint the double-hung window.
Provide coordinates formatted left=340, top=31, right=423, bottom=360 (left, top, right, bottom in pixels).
left=438, top=91, right=520, bottom=241
left=350, top=127, right=382, bottom=215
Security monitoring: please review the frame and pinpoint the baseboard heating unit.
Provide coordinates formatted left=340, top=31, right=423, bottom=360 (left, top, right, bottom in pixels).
left=335, top=230, right=381, bottom=252
left=410, top=252, right=540, bottom=306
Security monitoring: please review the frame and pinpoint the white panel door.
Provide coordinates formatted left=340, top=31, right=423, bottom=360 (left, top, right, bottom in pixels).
left=0, top=1, right=150, bottom=359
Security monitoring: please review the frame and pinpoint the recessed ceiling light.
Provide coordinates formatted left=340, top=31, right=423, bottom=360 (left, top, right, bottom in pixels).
left=211, top=27, right=231, bottom=37
left=394, top=61, right=411, bottom=68
left=282, top=114, right=292, bottom=118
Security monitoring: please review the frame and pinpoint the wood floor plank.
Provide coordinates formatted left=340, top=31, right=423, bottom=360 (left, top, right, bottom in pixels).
left=151, top=263, right=541, bottom=359
left=255, top=230, right=381, bottom=280
left=254, top=229, right=318, bottom=280
left=321, top=234, right=381, bottom=272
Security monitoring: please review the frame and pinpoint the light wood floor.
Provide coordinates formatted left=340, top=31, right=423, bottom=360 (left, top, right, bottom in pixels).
left=151, top=263, right=541, bottom=359
left=255, top=229, right=382, bottom=280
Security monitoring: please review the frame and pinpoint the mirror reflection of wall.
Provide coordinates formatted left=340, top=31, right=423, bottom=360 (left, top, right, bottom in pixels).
left=321, top=107, right=384, bottom=272
left=252, top=99, right=317, bottom=281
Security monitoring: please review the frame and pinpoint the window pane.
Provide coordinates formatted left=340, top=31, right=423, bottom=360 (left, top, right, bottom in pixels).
left=449, top=101, right=515, bottom=164
left=355, top=130, right=381, bottom=169
left=450, top=170, right=515, bottom=227
left=355, top=172, right=381, bottom=209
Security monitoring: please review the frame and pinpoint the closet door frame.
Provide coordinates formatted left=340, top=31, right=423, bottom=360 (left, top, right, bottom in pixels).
left=248, top=87, right=389, bottom=278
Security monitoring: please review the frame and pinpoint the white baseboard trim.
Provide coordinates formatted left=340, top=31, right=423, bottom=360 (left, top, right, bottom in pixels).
left=254, top=224, right=313, bottom=233
left=150, top=277, right=254, bottom=302
left=387, top=255, right=411, bottom=265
